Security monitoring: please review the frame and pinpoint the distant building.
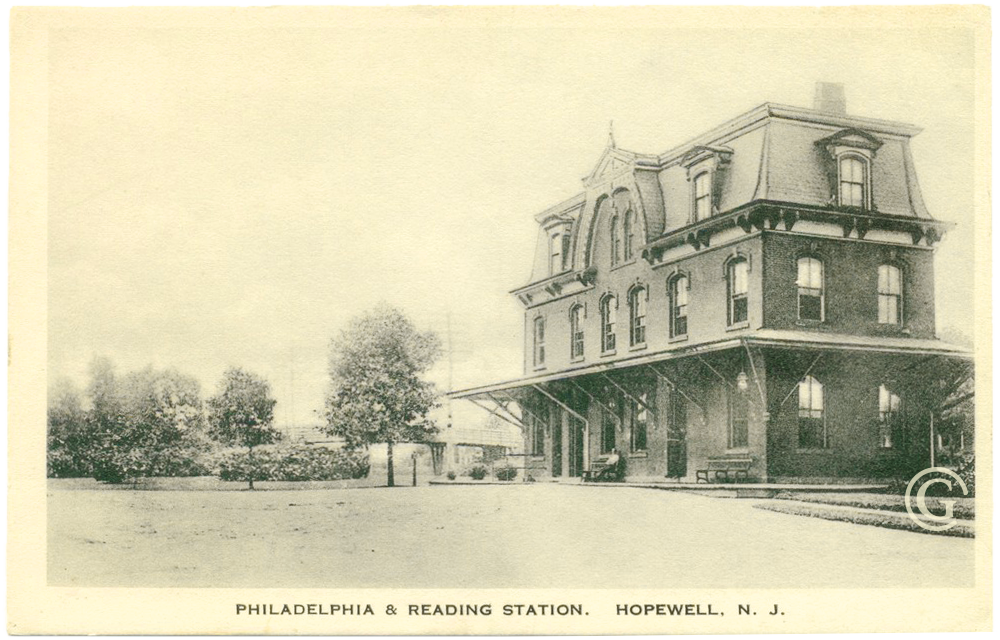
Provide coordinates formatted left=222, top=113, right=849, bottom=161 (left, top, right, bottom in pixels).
left=453, top=83, right=971, bottom=483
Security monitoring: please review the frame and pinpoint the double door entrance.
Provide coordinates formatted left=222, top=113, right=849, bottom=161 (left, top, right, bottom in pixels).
left=551, top=415, right=586, bottom=478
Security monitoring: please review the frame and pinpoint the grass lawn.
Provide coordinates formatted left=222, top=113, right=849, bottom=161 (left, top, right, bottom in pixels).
left=48, top=479, right=974, bottom=589
left=774, top=491, right=975, bottom=520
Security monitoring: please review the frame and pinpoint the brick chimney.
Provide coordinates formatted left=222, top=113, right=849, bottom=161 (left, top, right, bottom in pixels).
left=813, top=82, right=846, bottom=115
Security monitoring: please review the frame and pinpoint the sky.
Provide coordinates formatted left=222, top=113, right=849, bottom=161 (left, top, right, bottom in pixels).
left=46, top=10, right=979, bottom=428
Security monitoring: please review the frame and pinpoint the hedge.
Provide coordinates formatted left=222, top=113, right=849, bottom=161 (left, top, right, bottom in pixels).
left=217, top=445, right=370, bottom=482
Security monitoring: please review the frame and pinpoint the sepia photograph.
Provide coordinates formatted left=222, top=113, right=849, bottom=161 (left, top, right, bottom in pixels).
left=8, top=4, right=992, bottom=635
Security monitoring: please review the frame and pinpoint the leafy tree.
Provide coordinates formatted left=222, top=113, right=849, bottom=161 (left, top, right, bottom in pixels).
left=207, top=367, right=280, bottom=489
left=85, top=359, right=209, bottom=483
left=323, top=304, right=441, bottom=487
left=47, top=377, right=90, bottom=477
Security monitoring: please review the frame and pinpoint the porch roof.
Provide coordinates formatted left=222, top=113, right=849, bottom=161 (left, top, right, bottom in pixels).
left=447, top=331, right=970, bottom=400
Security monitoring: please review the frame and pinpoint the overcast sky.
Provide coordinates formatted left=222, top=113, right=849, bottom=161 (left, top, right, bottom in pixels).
left=47, top=11, right=978, bottom=427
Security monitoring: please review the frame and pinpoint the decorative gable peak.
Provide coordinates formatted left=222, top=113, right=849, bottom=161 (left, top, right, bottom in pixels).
left=583, top=146, right=638, bottom=187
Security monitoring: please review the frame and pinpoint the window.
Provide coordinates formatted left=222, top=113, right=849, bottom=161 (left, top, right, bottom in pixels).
left=728, top=386, right=749, bottom=449
left=878, top=385, right=902, bottom=449
left=601, top=397, right=617, bottom=454
left=548, top=233, right=563, bottom=276
left=669, top=275, right=689, bottom=338
left=629, top=286, right=647, bottom=346
left=528, top=412, right=545, bottom=456
left=694, top=172, right=711, bottom=221
left=797, top=375, right=826, bottom=448
left=878, top=264, right=902, bottom=325
left=600, top=295, right=617, bottom=352
left=623, top=211, right=635, bottom=260
left=569, top=304, right=585, bottom=360
left=727, top=258, right=749, bottom=326
left=610, top=216, right=621, bottom=266
left=797, top=257, right=825, bottom=321
left=532, top=317, right=545, bottom=367
left=561, top=234, right=571, bottom=271
left=839, top=155, right=868, bottom=208
left=630, top=392, right=650, bottom=452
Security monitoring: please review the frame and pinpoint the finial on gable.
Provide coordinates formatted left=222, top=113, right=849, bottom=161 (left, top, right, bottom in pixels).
left=608, top=120, right=616, bottom=149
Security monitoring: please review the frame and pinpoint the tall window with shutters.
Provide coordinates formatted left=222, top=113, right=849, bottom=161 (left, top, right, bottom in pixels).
left=623, top=210, right=635, bottom=260
left=600, top=294, right=617, bottom=353
left=693, top=172, right=711, bottom=221
left=727, top=258, right=749, bottom=326
left=878, top=264, right=902, bottom=325
left=797, top=257, right=825, bottom=321
left=669, top=275, right=689, bottom=338
left=839, top=155, right=868, bottom=208
left=629, top=286, right=647, bottom=347
left=569, top=304, right=585, bottom=360
left=610, top=216, right=621, bottom=266
left=532, top=317, right=545, bottom=368
left=798, top=375, right=827, bottom=449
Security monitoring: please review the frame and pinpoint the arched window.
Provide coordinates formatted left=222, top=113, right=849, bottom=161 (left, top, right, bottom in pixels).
left=878, top=384, right=902, bottom=449
left=878, top=264, right=902, bottom=324
left=728, top=385, right=749, bottom=449
left=569, top=304, right=585, bottom=360
left=628, top=286, right=647, bottom=347
left=727, top=258, right=749, bottom=326
left=693, top=172, right=712, bottom=221
left=839, top=155, right=868, bottom=208
left=610, top=216, right=621, bottom=266
left=600, top=295, right=617, bottom=353
left=623, top=210, right=635, bottom=260
left=797, top=256, right=825, bottom=321
left=668, top=275, right=689, bottom=338
left=798, top=375, right=826, bottom=449
left=532, top=316, right=546, bottom=368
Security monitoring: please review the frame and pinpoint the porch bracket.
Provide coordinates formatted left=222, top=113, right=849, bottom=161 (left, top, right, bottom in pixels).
left=468, top=397, right=527, bottom=432
left=531, top=384, right=589, bottom=426
left=741, top=339, right=768, bottom=408
left=778, top=353, right=825, bottom=409
left=645, top=364, right=708, bottom=425
left=566, top=379, right=621, bottom=425
left=599, top=373, right=658, bottom=417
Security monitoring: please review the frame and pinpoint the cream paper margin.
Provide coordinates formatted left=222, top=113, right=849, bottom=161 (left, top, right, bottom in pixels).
left=7, top=5, right=992, bottom=634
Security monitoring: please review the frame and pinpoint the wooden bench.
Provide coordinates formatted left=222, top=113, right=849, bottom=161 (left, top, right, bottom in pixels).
left=583, top=457, right=622, bottom=483
left=695, top=457, right=752, bottom=483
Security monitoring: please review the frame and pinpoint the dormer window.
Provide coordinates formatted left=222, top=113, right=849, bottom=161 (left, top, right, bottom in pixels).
left=839, top=155, right=869, bottom=208
left=681, top=145, right=732, bottom=224
left=548, top=233, right=562, bottom=275
left=816, top=128, right=882, bottom=211
left=693, top=173, right=711, bottom=222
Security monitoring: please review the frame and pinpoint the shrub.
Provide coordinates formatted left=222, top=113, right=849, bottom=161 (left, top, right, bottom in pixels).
left=446, top=471, right=456, bottom=480
left=495, top=466, right=518, bottom=481
left=956, top=453, right=975, bottom=496
left=469, top=464, right=488, bottom=480
left=217, top=445, right=370, bottom=482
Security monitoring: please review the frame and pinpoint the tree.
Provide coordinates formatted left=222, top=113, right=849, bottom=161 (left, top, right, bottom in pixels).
left=207, top=367, right=280, bottom=489
left=47, top=377, right=90, bottom=477
left=84, top=358, right=209, bottom=483
left=324, top=304, right=441, bottom=487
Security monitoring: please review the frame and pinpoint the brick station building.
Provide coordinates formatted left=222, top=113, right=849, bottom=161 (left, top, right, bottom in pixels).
left=452, top=84, right=971, bottom=483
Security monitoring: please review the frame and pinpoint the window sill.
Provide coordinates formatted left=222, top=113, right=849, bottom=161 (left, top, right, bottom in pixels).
left=570, top=356, right=585, bottom=364
left=628, top=343, right=648, bottom=352
left=726, top=322, right=750, bottom=332
left=529, top=456, right=545, bottom=462
left=628, top=451, right=648, bottom=459
left=795, top=319, right=824, bottom=327
left=532, top=365, right=547, bottom=372
left=796, top=448, right=834, bottom=454
left=726, top=447, right=750, bottom=454
left=600, top=349, right=617, bottom=358
left=668, top=334, right=689, bottom=344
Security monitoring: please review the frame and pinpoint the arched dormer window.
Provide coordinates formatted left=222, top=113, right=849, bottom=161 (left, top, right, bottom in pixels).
left=600, top=294, right=617, bottom=353
left=798, top=375, right=827, bottom=449
left=796, top=256, right=825, bottom=322
left=878, top=264, right=903, bottom=325
left=628, top=285, right=647, bottom=347
left=569, top=304, right=585, bottom=361
left=693, top=172, right=712, bottom=222
left=668, top=274, right=689, bottom=338
left=610, top=215, right=621, bottom=266
left=839, top=154, right=869, bottom=208
left=725, top=256, right=750, bottom=327
left=623, top=210, right=635, bottom=260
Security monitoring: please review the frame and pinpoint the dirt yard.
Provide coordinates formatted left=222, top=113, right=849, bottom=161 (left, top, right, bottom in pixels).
left=48, top=481, right=974, bottom=588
